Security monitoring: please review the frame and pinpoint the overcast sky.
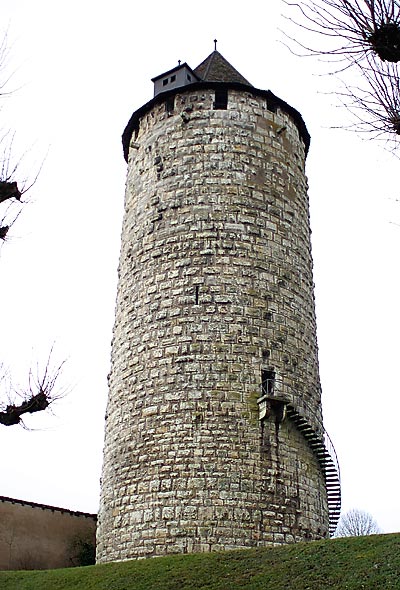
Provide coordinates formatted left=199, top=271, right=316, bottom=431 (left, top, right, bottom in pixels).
left=1, top=0, right=399, bottom=535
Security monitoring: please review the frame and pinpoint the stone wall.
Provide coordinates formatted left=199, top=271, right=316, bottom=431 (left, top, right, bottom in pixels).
left=97, top=87, right=329, bottom=561
left=0, top=496, right=96, bottom=570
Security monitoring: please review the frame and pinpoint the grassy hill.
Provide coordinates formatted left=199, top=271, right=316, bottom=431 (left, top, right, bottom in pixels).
left=1, top=533, right=399, bottom=590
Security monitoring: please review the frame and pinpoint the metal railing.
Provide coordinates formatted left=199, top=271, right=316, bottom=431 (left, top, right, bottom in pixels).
left=257, top=376, right=342, bottom=536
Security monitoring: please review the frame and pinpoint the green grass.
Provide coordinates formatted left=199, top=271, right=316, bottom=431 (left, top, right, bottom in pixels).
left=1, top=534, right=399, bottom=590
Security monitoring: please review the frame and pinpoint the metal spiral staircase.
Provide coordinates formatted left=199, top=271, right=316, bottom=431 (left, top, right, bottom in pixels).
left=285, top=405, right=341, bottom=536
left=258, top=376, right=341, bottom=536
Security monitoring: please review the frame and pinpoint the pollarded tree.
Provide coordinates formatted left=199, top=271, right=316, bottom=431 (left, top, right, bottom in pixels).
left=0, top=36, right=65, bottom=427
left=0, top=353, right=66, bottom=427
left=0, top=174, right=65, bottom=429
left=284, top=0, right=400, bottom=144
left=284, top=0, right=400, bottom=65
left=0, top=32, right=23, bottom=241
left=335, top=508, right=381, bottom=536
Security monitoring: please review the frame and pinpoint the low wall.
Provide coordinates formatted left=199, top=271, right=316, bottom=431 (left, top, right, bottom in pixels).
left=0, top=496, right=96, bottom=570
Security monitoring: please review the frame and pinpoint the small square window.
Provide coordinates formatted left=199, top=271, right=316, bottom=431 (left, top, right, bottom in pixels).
left=261, top=370, right=275, bottom=396
left=213, top=89, right=228, bottom=110
left=170, top=75, right=176, bottom=82
left=163, top=78, right=168, bottom=86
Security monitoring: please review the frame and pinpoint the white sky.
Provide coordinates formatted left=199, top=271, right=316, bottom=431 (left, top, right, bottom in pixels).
left=1, top=0, right=399, bottom=535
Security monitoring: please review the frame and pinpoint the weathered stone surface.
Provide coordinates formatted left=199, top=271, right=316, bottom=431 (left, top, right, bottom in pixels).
left=97, top=87, right=329, bottom=563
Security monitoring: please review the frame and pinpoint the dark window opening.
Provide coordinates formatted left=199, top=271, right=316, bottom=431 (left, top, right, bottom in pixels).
left=170, top=74, right=176, bottom=83
left=213, top=89, right=228, bottom=110
left=163, top=78, right=168, bottom=86
left=261, top=369, right=275, bottom=396
left=195, top=285, right=199, bottom=305
left=187, top=74, right=192, bottom=81
left=267, top=102, right=277, bottom=113
left=165, top=96, right=174, bottom=113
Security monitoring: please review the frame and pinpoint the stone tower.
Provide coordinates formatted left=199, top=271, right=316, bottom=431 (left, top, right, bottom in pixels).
left=97, top=50, right=340, bottom=562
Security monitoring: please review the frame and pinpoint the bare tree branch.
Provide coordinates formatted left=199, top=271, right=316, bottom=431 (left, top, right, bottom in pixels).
left=283, top=0, right=400, bottom=65
left=0, top=29, right=14, bottom=96
left=333, top=57, right=400, bottom=141
left=283, top=1, right=400, bottom=145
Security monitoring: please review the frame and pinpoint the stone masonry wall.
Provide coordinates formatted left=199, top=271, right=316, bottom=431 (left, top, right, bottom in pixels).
left=96, top=88, right=329, bottom=562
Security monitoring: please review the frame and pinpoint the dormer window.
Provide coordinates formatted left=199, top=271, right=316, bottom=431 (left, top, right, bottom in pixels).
left=152, top=63, right=199, bottom=97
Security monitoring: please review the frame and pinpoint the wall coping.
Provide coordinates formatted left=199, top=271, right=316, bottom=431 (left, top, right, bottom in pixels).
left=0, top=495, right=97, bottom=520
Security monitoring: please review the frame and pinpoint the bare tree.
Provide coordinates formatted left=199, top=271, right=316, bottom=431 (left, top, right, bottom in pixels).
left=284, top=0, right=400, bottom=65
left=0, top=352, right=66, bottom=427
left=335, top=508, right=381, bottom=536
left=284, top=0, right=400, bottom=143
left=0, top=35, right=65, bottom=426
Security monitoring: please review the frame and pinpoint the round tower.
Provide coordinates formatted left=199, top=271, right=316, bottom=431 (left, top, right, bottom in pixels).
left=97, top=50, right=338, bottom=562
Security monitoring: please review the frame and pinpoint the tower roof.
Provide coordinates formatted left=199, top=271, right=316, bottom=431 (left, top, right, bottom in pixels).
left=122, top=50, right=310, bottom=160
left=194, top=51, right=252, bottom=86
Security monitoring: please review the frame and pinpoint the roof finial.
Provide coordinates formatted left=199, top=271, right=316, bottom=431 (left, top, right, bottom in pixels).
left=178, top=60, right=181, bottom=65
left=214, top=39, right=217, bottom=51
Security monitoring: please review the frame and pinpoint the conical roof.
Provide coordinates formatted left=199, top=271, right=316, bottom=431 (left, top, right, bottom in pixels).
left=194, top=51, right=252, bottom=86
left=122, top=51, right=310, bottom=161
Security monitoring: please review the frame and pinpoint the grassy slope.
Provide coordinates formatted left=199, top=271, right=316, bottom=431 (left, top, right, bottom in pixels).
left=0, top=534, right=399, bottom=590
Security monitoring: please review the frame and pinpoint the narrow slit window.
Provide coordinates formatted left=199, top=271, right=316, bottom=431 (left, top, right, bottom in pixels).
left=195, top=285, right=199, bottom=305
left=261, top=369, right=275, bottom=396
left=165, top=96, right=174, bottom=114
left=213, top=89, right=228, bottom=110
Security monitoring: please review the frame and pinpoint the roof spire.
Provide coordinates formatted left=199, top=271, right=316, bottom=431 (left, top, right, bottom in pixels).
left=214, top=39, right=217, bottom=51
left=194, top=49, right=252, bottom=86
